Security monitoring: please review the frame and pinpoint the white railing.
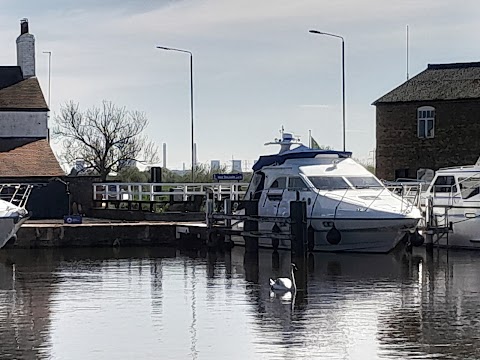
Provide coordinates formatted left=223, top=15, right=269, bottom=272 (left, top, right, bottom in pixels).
left=93, top=182, right=249, bottom=203
left=385, top=183, right=426, bottom=209
left=0, top=183, right=34, bottom=208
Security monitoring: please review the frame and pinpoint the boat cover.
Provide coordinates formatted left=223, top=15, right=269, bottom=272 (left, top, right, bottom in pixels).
left=252, top=146, right=352, bottom=171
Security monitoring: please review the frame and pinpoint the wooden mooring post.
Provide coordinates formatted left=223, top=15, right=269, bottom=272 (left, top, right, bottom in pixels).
left=243, top=200, right=259, bottom=253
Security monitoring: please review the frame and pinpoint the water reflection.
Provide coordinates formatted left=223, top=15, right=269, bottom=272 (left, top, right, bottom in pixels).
left=1, top=246, right=480, bottom=359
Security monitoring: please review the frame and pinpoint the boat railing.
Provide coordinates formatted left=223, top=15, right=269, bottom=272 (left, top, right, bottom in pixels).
left=0, top=184, right=34, bottom=208
left=93, top=182, right=250, bottom=203
left=322, top=184, right=422, bottom=214
left=384, top=182, right=425, bottom=210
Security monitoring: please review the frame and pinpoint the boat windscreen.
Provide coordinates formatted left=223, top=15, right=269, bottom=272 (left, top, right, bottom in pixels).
left=308, top=176, right=350, bottom=190
left=346, top=176, right=383, bottom=189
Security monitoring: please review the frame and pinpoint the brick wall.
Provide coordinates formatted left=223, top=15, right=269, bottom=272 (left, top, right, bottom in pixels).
left=375, top=99, right=480, bottom=180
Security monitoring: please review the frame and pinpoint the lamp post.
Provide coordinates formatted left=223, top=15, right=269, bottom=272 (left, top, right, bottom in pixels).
left=42, top=51, right=52, bottom=108
left=156, top=46, right=195, bottom=182
left=309, top=30, right=346, bottom=152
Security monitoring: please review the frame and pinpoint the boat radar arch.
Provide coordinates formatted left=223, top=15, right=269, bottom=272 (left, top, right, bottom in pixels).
left=264, top=132, right=303, bottom=154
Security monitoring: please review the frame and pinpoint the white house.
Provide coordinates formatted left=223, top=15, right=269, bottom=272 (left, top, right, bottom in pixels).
left=0, top=19, right=63, bottom=180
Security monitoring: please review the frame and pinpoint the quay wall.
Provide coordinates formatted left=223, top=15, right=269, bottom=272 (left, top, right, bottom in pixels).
left=14, top=222, right=178, bottom=248
left=89, top=209, right=205, bottom=222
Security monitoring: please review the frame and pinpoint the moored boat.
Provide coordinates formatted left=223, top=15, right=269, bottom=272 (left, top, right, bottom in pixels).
left=0, top=199, right=29, bottom=249
left=232, top=132, right=422, bottom=253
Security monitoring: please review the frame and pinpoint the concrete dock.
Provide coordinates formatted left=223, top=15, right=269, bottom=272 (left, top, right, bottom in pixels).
left=12, top=218, right=208, bottom=249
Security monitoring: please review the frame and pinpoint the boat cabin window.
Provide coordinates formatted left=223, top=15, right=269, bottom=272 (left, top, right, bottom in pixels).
left=288, top=177, right=308, bottom=190
left=431, top=175, right=457, bottom=193
left=247, top=172, right=265, bottom=200
left=459, top=177, right=480, bottom=199
left=308, top=176, right=350, bottom=190
left=346, top=176, right=383, bottom=189
left=270, top=177, right=287, bottom=189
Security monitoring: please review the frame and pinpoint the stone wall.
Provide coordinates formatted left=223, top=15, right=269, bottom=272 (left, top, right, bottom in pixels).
left=67, top=175, right=102, bottom=216
left=375, top=99, right=480, bottom=180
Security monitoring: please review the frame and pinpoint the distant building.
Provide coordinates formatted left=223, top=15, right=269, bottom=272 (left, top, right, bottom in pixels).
left=374, top=62, right=480, bottom=180
left=74, top=160, right=85, bottom=172
left=210, top=160, right=220, bottom=171
left=232, top=160, right=242, bottom=173
left=118, top=159, right=137, bottom=169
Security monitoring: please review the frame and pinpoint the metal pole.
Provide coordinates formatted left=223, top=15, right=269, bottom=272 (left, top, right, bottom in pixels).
left=341, top=39, right=345, bottom=152
left=156, top=46, right=195, bottom=182
left=190, top=53, right=194, bottom=183
left=42, top=51, right=51, bottom=108
left=308, top=30, right=346, bottom=151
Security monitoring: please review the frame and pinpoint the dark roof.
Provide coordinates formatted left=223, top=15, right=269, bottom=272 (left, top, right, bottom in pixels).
left=373, top=61, right=480, bottom=105
left=0, top=76, right=48, bottom=111
left=0, top=66, right=23, bottom=89
left=0, top=138, right=65, bottom=177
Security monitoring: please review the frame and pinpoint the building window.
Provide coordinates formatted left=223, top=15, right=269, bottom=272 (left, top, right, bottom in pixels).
left=417, top=106, right=435, bottom=139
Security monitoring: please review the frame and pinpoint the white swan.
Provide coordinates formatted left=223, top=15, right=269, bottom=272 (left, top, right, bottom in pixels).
left=269, top=263, right=297, bottom=292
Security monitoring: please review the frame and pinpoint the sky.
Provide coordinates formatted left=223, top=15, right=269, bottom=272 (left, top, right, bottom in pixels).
left=1, top=0, right=479, bottom=171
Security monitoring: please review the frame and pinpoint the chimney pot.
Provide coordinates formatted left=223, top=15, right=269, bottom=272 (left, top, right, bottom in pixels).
left=20, top=18, right=29, bottom=35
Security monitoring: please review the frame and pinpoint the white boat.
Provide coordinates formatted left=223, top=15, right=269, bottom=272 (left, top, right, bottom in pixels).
left=232, top=132, right=422, bottom=253
left=0, top=199, right=28, bottom=249
left=424, top=158, right=480, bottom=249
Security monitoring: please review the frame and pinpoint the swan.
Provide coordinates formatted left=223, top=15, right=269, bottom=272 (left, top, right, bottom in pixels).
left=269, top=263, right=297, bottom=292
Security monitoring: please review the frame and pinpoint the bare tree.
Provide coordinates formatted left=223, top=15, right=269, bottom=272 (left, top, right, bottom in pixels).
left=54, top=101, right=159, bottom=181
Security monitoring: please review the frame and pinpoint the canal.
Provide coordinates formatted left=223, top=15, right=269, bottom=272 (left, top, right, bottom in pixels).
left=0, top=245, right=479, bottom=359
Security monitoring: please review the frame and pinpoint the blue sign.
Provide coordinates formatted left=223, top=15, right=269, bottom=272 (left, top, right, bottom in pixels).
left=64, top=215, right=83, bottom=224
left=213, top=173, right=243, bottom=181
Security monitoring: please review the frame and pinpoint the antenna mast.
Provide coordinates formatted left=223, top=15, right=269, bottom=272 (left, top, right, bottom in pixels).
left=406, top=25, right=409, bottom=80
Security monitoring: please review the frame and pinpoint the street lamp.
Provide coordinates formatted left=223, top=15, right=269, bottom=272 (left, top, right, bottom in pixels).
left=156, top=46, right=195, bottom=182
left=309, top=30, right=346, bottom=152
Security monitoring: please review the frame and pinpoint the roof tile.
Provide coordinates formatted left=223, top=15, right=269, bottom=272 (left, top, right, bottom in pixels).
left=374, top=62, right=480, bottom=104
left=0, top=138, right=65, bottom=177
left=0, top=77, right=48, bottom=110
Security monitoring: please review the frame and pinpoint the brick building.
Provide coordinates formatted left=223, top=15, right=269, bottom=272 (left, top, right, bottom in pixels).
left=374, top=62, right=480, bottom=181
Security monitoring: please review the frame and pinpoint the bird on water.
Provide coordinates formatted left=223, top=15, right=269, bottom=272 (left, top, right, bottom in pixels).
left=269, top=263, right=297, bottom=292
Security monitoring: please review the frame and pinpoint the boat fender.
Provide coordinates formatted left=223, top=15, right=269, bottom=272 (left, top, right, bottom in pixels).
left=272, top=224, right=281, bottom=233
left=326, top=225, right=341, bottom=245
left=208, top=229, right=221, bottom=246
left=307, top=225, right=315, bottom=251
left=409, top=231, right=425, bottom=247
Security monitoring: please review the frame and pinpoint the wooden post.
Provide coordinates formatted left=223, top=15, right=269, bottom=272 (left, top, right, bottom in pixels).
left=425, top=232, right=434, bottom=252
left=244, top=200, right=258, bottom=253
left=290, top=201, right=307, bottom=258
left=224, top=198, right=232, bottom=247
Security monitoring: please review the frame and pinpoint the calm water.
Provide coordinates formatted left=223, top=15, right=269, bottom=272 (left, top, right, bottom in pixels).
left=1, top=245, right=480, bottom=359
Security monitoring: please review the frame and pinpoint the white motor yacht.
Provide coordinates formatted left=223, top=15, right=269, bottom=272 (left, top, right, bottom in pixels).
left=233, top=133, right=422, bottom=253
left=0, top=199, right=28, bottom=249
left=424, top=158, right=480, bottom=249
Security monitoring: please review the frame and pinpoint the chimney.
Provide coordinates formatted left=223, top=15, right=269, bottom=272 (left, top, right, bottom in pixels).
left=16, top=18, right=36, bottom=78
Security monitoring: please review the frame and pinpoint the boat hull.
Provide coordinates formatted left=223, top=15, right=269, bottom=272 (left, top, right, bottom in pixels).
left=0, top=216, right=27, bottom=249
left=232, top=217, right=419, bottom=253
left=430, top=209, right=480, bottom=250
